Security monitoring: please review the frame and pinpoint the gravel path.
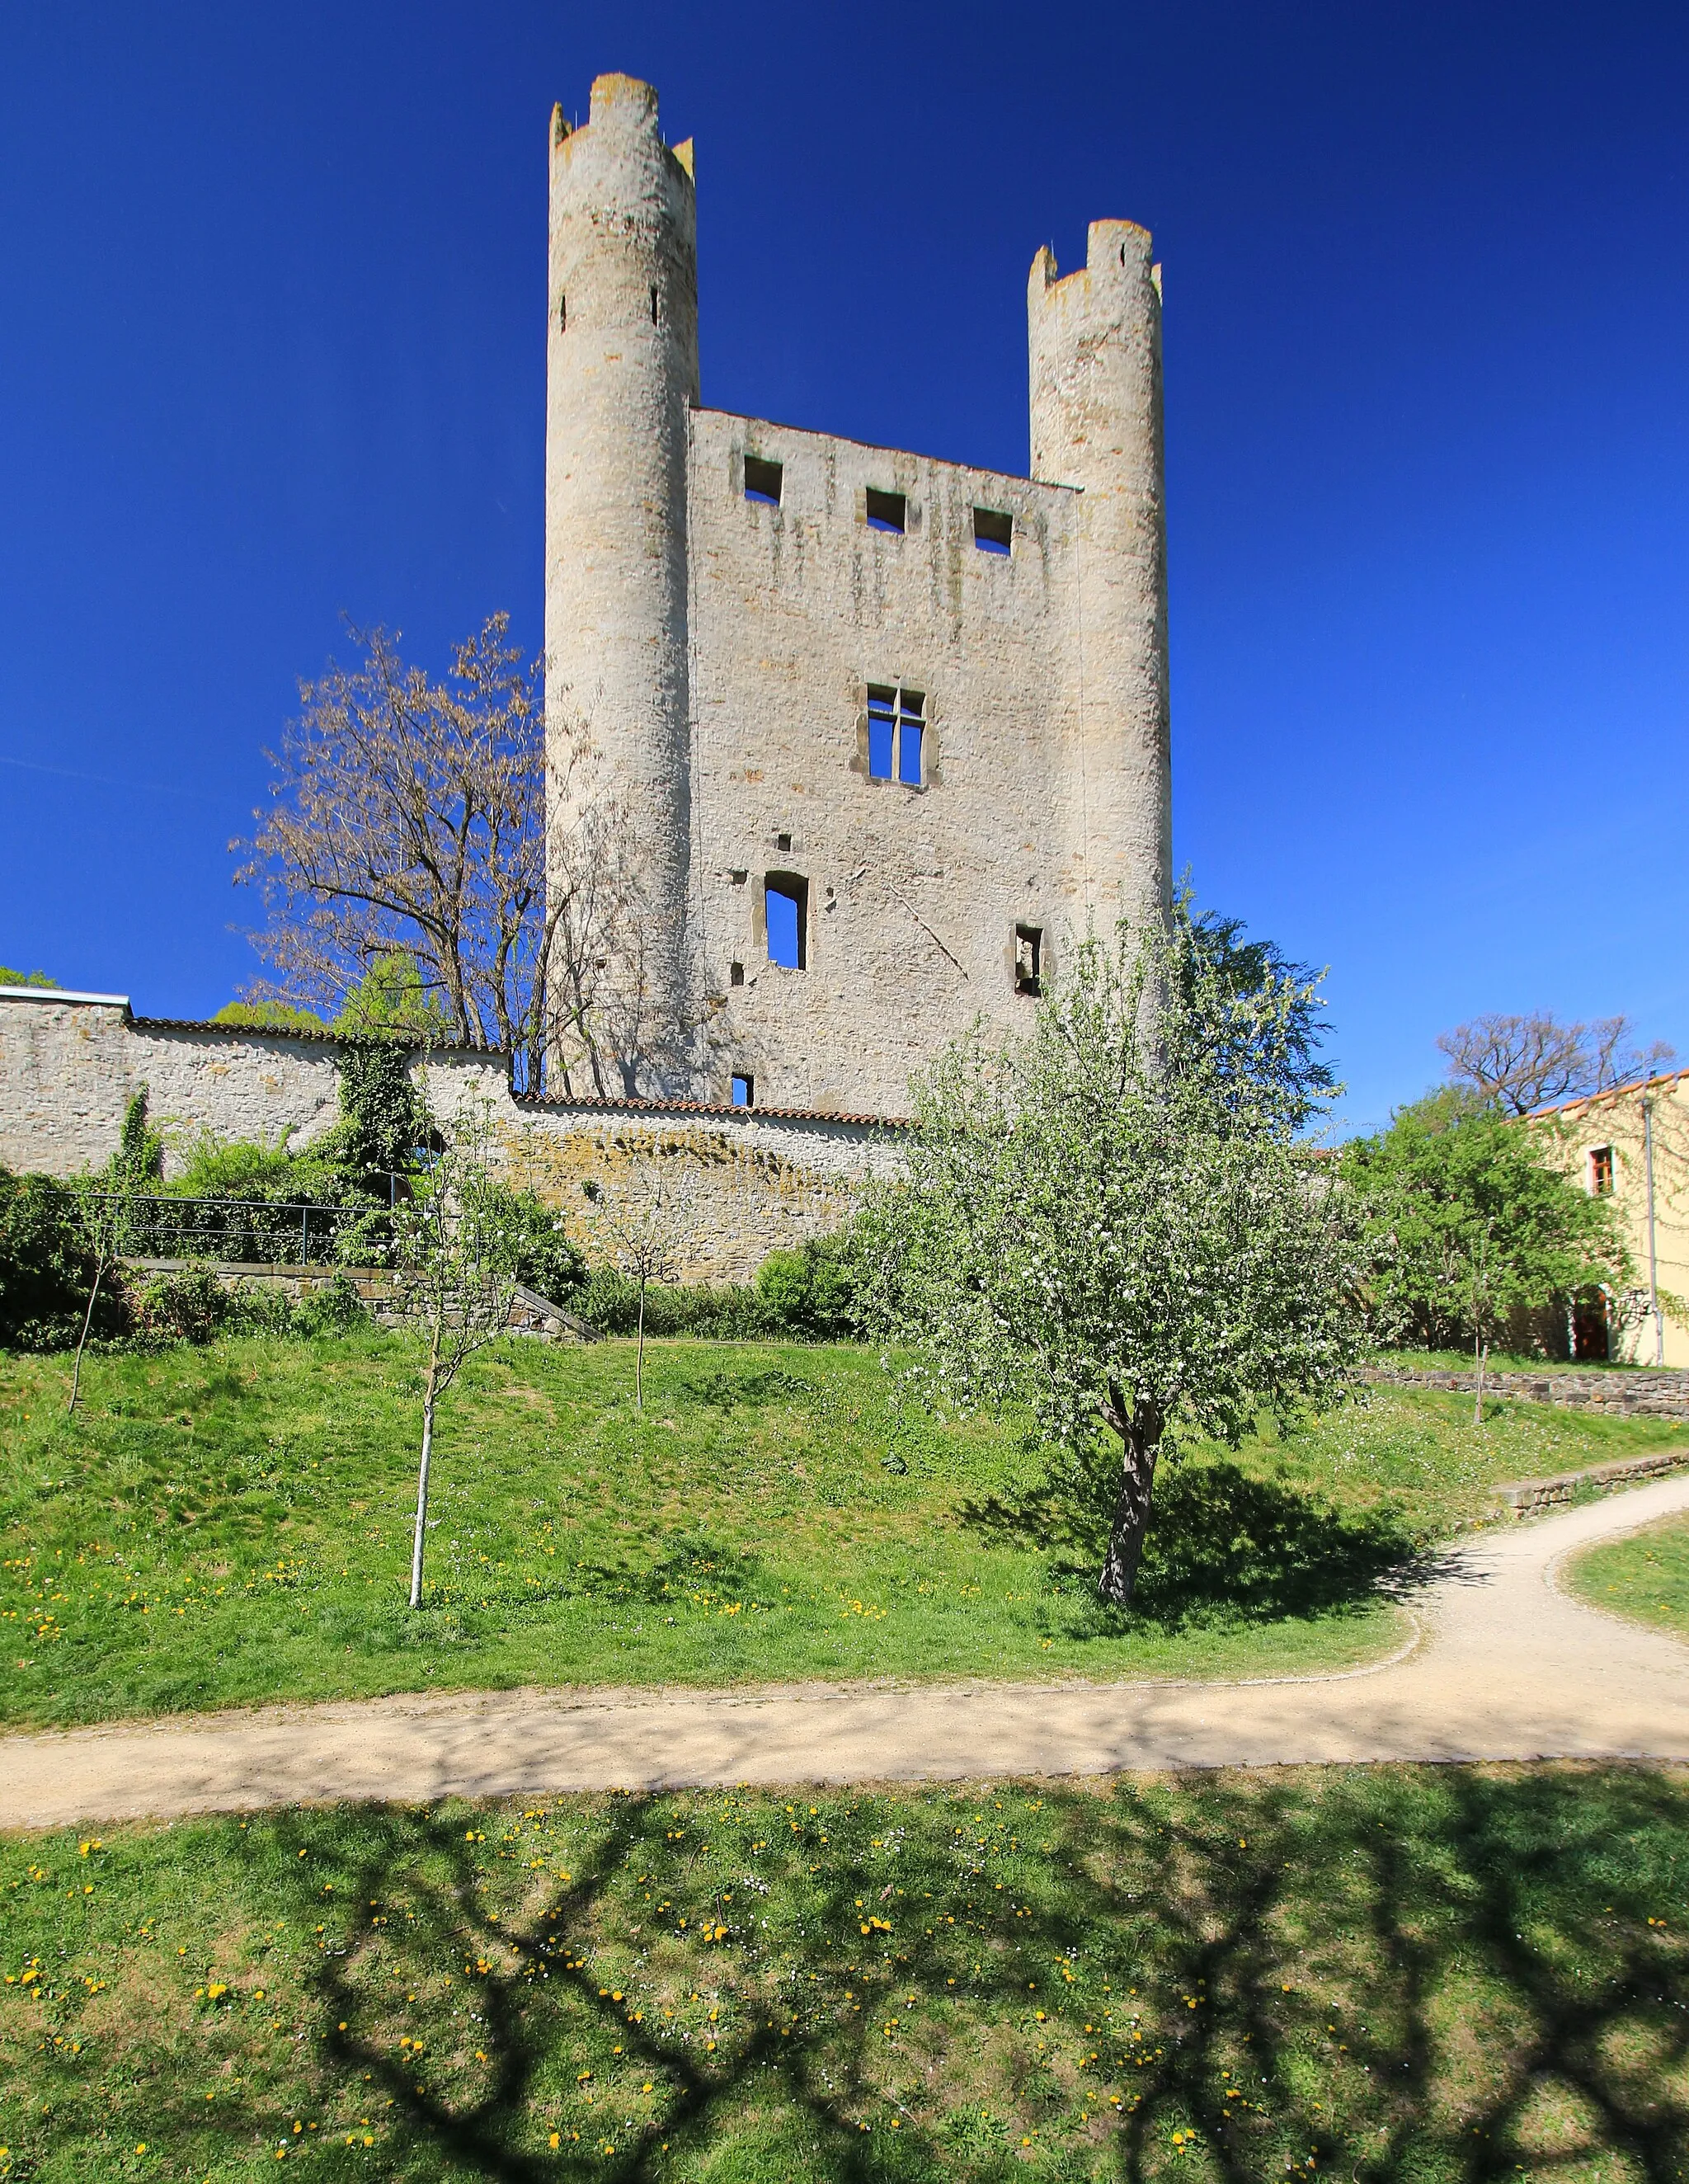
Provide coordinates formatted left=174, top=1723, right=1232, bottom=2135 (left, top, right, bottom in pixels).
left=3, top=1474, right=1687, bottom=1829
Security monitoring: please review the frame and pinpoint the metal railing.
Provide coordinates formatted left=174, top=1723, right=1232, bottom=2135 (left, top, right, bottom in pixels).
left=81, top=1193, right=372, bottom=1268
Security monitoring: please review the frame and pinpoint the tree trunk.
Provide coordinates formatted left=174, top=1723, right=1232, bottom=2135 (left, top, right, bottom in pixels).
left=1473, top=1332, right=1486, bottom=1428
left=1098, top=1404, right=1162, bottom=1606
left=635, top=1279, right=647, bottom=1412
left=68, top=1254, right=106, bottom=1416
left=409, top=1323, right=442, bottom=1609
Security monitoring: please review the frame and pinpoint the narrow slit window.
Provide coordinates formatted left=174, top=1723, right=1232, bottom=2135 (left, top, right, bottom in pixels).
left=765, top=873, right=808, bottom=970
left=650, top=284, right=660, bottom=325
left=865, top=487, right=906, bottom=534
left=973, top=506, right=1012, bottom=554
left=1590, top=1144, right=1615, bottom=1195
left=867, top=685, right=896, bottom=779
left=731, top=1073, right=755, bottom=1108
left=897, top=688, right=924, bottom=785
left=558, top=293, right=567, bottom=334
left=744, top=455, right=783, bottom=506
left=1014, top=924, right=1042, bottom=996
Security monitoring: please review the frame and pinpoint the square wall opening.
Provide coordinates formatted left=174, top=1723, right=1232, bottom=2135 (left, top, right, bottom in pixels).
left=973, top=506, right=1013, bottom=554
left=744, top=455, right=783, bottom=506
left=865, top=487, right=906, bottom=534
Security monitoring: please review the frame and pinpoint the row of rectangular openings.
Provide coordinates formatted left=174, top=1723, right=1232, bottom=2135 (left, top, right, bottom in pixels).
left=867, top=685, right=924, bottom=785
left=742, top=464, right=1013, bottom=558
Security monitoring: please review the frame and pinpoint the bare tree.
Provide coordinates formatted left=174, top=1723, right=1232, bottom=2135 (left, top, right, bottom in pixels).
left=234, top=617, right=637, bottom=1092
left=386, top=1099, right=520, bottom=1610
left=585, top=1161, right=701, bottom=1410
left=1437, top=1011, right=1677, bottom=1115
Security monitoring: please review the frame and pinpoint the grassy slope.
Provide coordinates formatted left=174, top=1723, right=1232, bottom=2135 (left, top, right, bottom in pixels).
left=1, top=1763, right=1684, bottom=2182
left=2, top=1332, right=1685, bottom=1730
left=1569, top=1515, right=1689, bottom=1641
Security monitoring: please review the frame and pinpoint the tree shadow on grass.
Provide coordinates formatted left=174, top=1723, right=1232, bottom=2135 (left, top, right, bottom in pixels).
left=961, top=1452, right=1424, bottom=1632
left=50, top=1764, right=1688, bottom=2182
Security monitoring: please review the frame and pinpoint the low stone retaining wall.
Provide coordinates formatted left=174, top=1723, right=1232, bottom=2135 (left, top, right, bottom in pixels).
left=1365, top=1365, right=1689, bottom=1421
left=125, top=1259, right=597, bottom=1343
left=1489, top=1447, right=1689, bottom=1518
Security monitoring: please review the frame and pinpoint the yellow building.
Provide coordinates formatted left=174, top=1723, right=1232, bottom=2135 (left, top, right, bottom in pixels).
left=1532, top=1068, right=1689, bottom=1367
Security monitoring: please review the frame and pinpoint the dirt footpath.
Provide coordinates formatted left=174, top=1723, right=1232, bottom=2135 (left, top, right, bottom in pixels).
left=3, top=1475, right=1687, bottom=1829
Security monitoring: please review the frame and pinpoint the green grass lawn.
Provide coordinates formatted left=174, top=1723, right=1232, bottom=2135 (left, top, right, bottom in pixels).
left=1569, top=1515, right=1689, bottom=1641
left=1, top=1763, right=1684, bottom=2182
left=2, top=1331, right=1685, bottom=1730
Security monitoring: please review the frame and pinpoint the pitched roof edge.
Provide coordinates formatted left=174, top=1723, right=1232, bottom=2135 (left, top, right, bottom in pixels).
left=515, top=1093, right=910, bottom=1129
left=1527, top=1064, right=1689, bottom=1121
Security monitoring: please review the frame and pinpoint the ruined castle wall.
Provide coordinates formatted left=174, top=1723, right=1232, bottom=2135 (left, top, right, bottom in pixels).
left=685, top=411, right=1084, bottom=1117
left=0, top=994, right=892, bottom=1284
left=492, top=1099, right=900, bottom=1285
left=0, top=995, right=345, bottom=1179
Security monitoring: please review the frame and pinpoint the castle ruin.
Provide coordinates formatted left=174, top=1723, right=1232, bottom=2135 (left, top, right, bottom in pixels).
left=547, top=73, right=1172, bottom=1116
left=0, top=75, right=1174, bottom=1278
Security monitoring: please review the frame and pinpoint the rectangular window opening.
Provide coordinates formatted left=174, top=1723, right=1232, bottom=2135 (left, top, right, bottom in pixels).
left=765, top=873, right=808, bottom=971
left=867, top=684, right=924, bottom=786
left=729, top=960, right=746, bottom=987
left=744, top=454, right=783, bottom=506
left=973, top=506, right=1013, bottom=554
left=867, top=685, right=896, bottom=780
left=1590, top=1144, right=1615, bottom=1195
left=731, top=1073, right=755, bottom=1108
left=1014, top=923, right=1042, bottom=996
left=897, top=689, right=924, bottom=785
left=865, top=487, right=906, bottom=534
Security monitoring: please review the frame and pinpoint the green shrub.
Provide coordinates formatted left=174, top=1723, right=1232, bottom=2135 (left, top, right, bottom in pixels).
left=120, top=1266, right=360, bottom=1348
left=0, top=1165, right=119, bottom=1351
left=289, top=1272, right=369, bottom=1338
left=755, top=1235, right=858, bottom=1339
left=125, top=1266, right=238, bottom=1347
left=576, top=1241, right=862, bottom=1342
left=484, top=1184, right=588, bottom=1304
left=577, top=1267, right=770, bottom=1339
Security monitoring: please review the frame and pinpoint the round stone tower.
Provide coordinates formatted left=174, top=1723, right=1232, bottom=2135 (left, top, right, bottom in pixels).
left=546, top=74, right=699, bottom=1094
left=1028, top=220, right=1172, bottom=929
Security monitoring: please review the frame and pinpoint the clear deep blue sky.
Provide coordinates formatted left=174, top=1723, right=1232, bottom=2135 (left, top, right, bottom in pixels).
left=2, top=1, right=1684, bottom=1134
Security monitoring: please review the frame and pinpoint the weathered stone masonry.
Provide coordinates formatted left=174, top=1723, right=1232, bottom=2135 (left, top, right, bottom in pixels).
left=0, top=988, right=901, bottom=1284
left=547, top=73, right=1173, bottom=1117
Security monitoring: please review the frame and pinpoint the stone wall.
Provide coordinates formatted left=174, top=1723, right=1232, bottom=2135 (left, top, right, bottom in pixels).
left=1365, top=1364, right=1689, bottom=1422
left=0, top=990, right=900, bottom=1284
left=493, top=1097, right=898, bottom=1285
left=0, top=991, right=346, bottom=1178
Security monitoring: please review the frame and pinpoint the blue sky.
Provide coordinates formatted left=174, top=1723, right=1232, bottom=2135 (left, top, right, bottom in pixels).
left=1, top=0, right=1684, bottom=1134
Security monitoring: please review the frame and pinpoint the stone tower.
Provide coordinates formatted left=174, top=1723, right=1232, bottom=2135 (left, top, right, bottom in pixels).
left=1028, top=221, right=1173, bottom=925
left=545, top=75, right=699, bottom=1094
left=543, top=75, right=1174, bottom=1118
